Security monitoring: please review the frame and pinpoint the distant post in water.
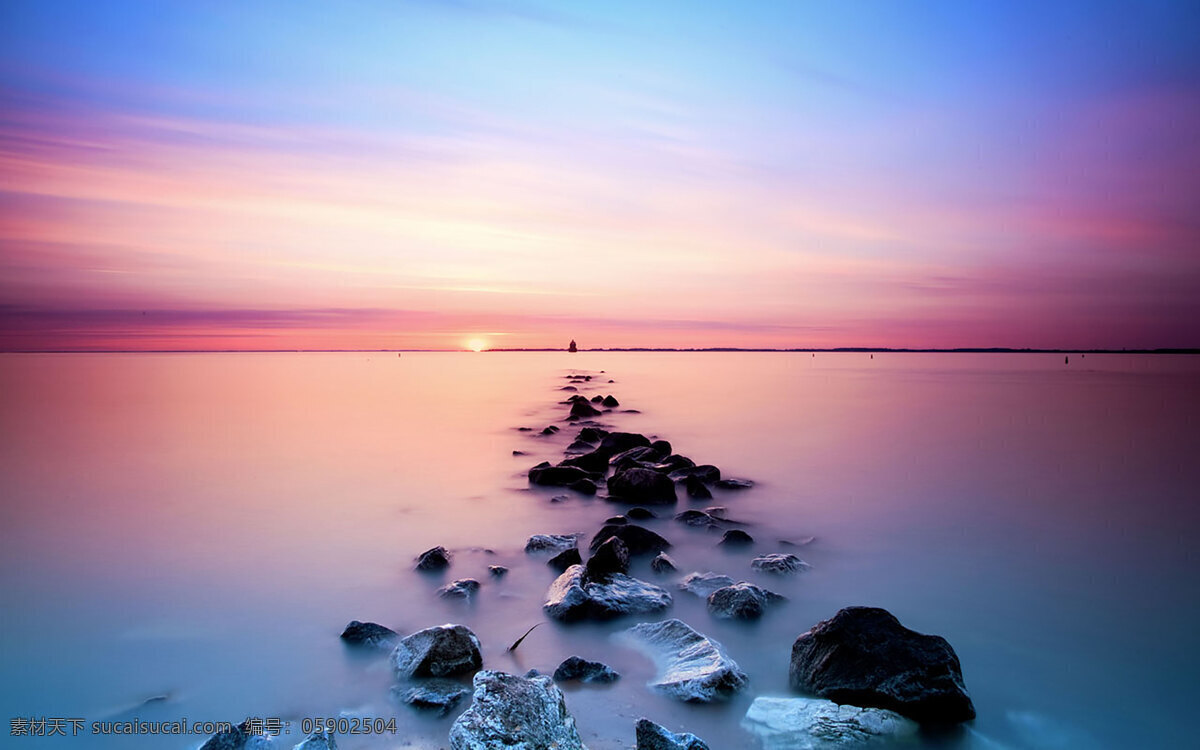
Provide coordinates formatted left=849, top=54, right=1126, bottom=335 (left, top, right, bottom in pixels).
left=568, top=339, right=577, bottom=353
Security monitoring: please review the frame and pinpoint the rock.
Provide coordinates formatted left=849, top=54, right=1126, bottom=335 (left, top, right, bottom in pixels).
left=565, top=440, right=595, bottom=453
left=610, top=445, right=660, bottom=469
left=543, top=565, right=673, bottom=621
left=488, top=565, right=508, bottom=578
left=683, top=476, right=712, bottom=499
left=585, top=536, right=630, bottom=579
left=393, top=681, right=470, bottom=716
left=707, top=582, right=785, bottom=620
left=602, top=515, right=629, bottom=525
left=599, top=431, right=652, bottom=456
left=449, top=671, right=585, bottom=750
left=741, top=696, right=917, bottom=749
left=339, top=621, right=397, bottom=649
left=550, top=495, right=569, bottom=503
left=650, top=552, right=677, bottom=573
left=789, top=607, right=975, bottom=724
left=653, top=454, right=695, bottom=472
left=618, top=619, right=748, bottom=702
left=199, top=722, right=258, bottom=750
left=553, top=656, right=620, bottom=683
left=669, top=465, right=721, bottom=482
left=560, top=449, right=610, bottom=473
left=719, top=529, right=754, bottom=546
left=649, top=439, right=671, bottom=454
left=602, top=395, right=620, bottom=407
left=675, top=509, right=720, bottom=528
left=540, top=425, right=559, bottom=435
left=415, top=546, right=451, bottom=571
left=609, top=467, right=678, bottom=505
left=635, top=718, right=709, bottom=750
left=512, top=450, right=527, bottom=456
left=548, top=547, right=583, bottom=572
left=566, top=394, right=588, bottom=403
left=561, top=385, right=578, bottom=391
left=438, top=578, right=481, bottom=600
left=715, top=478, right=754, bottom=490
left=516, top=427, right=534, bottom=431
left=525, top=534, right=578, bottom=553
left=703, top=506, right=726, bottom=517
left=391, top=624, right=483, bottom=678
left=570, top=400, right=602, bottom=418
left=590, top=394, right=604, bottom=403
left=752, top=554, right=811, bottom=575
left=589, top=524, right=671, bottom=556
left=577, top=427, right=608, bottom=442
left=294, top=730, right=337, bottom=750
left=679, top=572, right=735, bottom=598
left=626, top=507, right=657, bottom=520
left=529, top=464, right=597, bottom=487
left=568, top=479, right=598, bottom=495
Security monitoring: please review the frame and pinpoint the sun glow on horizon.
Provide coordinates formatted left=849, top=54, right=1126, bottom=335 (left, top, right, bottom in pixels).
left=466, top=338, right=487, bottom=352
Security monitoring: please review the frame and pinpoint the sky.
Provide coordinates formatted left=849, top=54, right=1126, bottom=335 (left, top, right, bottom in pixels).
left=1, top=0, right=1198, bottom=351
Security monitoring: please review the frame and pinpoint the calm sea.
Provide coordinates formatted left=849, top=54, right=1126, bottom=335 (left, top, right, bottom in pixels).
left=1, top=352, right=1197, bottom=749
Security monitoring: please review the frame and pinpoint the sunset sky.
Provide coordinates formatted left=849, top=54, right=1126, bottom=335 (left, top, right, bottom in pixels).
left=1, top=0, right=1198, bottom=350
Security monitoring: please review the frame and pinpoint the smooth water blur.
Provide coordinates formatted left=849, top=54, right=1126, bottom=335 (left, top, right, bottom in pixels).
left=1, top=352, right=1197, bottom=749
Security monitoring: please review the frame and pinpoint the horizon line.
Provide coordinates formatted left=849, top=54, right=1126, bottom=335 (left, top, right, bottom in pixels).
left=2, top=347, right=1197, bottom=355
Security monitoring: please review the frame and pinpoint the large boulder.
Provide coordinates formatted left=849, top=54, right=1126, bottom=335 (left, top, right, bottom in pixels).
left=553, top=656, right=620, bottom=683
left=789, top=607, right=975, bottom=724
left=339, top=621, right=397, bottom=649
left=707, top=582, right=785, bottom=620
left=543, top=565, right=672, bottom=621
left=635, top=718, right=709, bottom=750
left=589, top=524, right=671, bottom=556
left=741, top=696, right=917, bottom=749
left=618, top=619, right=748, bottom=702
left=449, top=670, right=585, bottom=750
left=391, top=624, right=483, bottom=678
left=608, top=468, right=678, bottom=504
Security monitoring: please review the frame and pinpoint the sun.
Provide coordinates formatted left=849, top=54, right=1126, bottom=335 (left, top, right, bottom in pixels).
left=466, top=338, right=488, bottom=352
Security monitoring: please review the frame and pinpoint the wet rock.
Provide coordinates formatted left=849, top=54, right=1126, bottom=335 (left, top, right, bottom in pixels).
left=553, top=656, right=620, bottom=684
left=543, top=565, right=672, bottom=621
left=568, top=478, right=598, bottom=495
left=525, top=534, right=579, bottom=554
left=540, top=425, right=559, bottom=435
left=789, top=607, right=976, bottom=724
left=669, top=465, right=721, bottom=483
left=340, top=621, right=398, bottom=649
left=512, top=450, right=528, bottom=456
left=565, top=440, right=595, bottom=453
left=578, top=427, right=608, bottom=443
left=752, top=554, right=811, bottom=575
left=626, top=507, right=657, bottom=520
left=590, top=394, right=604, bottom=403
left=199, top=722, right=263, bottom=750
left=570, top=400, right=602, bottom=418
left=609, top=467, right=678, bottom=505
left=650, top=552, right=677, bottom=573
left=679, top=572, right=735, bottom=598
left=565, top=394, right=588, bottom=403
left=560, top=449, right=610, bottom=473
left=683, top=476, right=712, bottom=499
left=610, top=445, right=661, bottom=469
left=599, top=431, right=652, bottom=456
left=704, top=506, right=727, bottom=517
left=393, top=681, right=470, bottom=716
left=715, top=478, right=754, bottom=490
left=529, top=463, right=598, bottom=488
left=391, top=624, right=483, bottom=678
left=438, top=578, right=481, bottom=600
left=488, top=565, right=508, bottom=578
left=675, top=509, right=721, bottom=528
left=449, top=670, right=585, bottom=750
left=603, top=515, right=629, bottom=525
left=561, top=385, right=578, bottom=391
left=649, top=439, right=671, bottom=454
left=415, top=546, right=451, bottom=572
left=548, top=547, right=583, bottom=571
left=719, top=529, right=754, bottom=546
left=618, top=619, right=748, bottom=702
left=635, top=718, right=709, bottom=750
left=585, top=536, right=630, bottom=579
left=654, top=454, right=695, bottom=472
left=516, top=427, right=534, bottom=431
left=707, top=582, right=785, bottom=620
left=294, top=730, right=337, bottom=750
left=741, top=696, right=917, bottom=749
left=589, top=524, right=671, bottom=556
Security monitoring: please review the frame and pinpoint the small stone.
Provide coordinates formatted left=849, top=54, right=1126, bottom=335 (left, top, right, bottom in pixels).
left=438, top=578, right=481, bottom=600
left=415, top=546, right=451, bottom=571
left=488, top=565, right=508, bottom=578
left=715, top=478, right=754, bottom=490
left=525, top=534, right=578, bottom=554
left=679, top=572, right=735, bottom=598
left=751, top=554, right=810, bottom=575
left=553, top=656, right=620, bottom=683
left=635, top=718, right=709, bottom=750
left=340, top=621, right=398, bottom=649
left=393, top=681, right=470, bottom=716
left=602, top=395, right=620, bottom=407
left=626, top=507, right=657, bottom=520
left=719, top=529, right=754, bottom=546
left=650, top=552, right=677, bottom=573
left=706, top=582, right=785, bottom=620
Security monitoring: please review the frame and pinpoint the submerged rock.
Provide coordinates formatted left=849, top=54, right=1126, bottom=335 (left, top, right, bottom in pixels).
left=603, top=395, right=620, bottom=407
left=578, top=427, right=609, bottom=443
left=570, top=400, right=602, bottom=418
left=590, top=394, right=604, bottom=403
left=528, top=463, right=597, bottom=487
left=675, top=509, right=721, bottom=528
left=752, top=554, right=811, bottom=575
left=678, top=572, right=735, bottom=598
left=524, top=534, right=578, bottom=554
left=741, top=696, right=917, bottom=749
left=488, top=565, right=508, bottom=578
left=683, top=476, right=712, bottom=499
left=707, top=582, right=785, bottom=620
left=610, top=445, right=661, bottom=469
left=565, top=440, right=596, bottom=453
left=589, top=524, right=671, bottom=556
left=294, top=730, right=337, bottom=750
left=626, top=507, right=658, bottom=520
left=668, top=465, right=720, bottom=483
left=789, top=607, right=975, bottom=724
left=438, top=579, right=481, bottom=600
left=553, top=656, right=620, bottom=683
left=619, top=618, right=748, bottom=702
left=715, top=478, right=754, bottom=490
left=340, top=621, right=397, bottom=649
left=415, top=546, right=451, bottom=571
left=449, top=670, right=585, bottom=750
left=719, top=529, right=754, bottom=546
left=391, top=624, right=483, bottom=678
left=608, top=467, right=678, bottom=505
left=585, top=536, right=631, bottom=579
left=540, top=425, right=559, bottom=435
left=635, top=718, right=709, bottom=750
left=543, top=565, right=672, bottom=621
left=599, top=431, right=652, bottom=456
left=393, top=681, right=470, bottom=716
left=603, top=515, right=629, bottom=525
left=560, top=449, right=611, bottom=473
left=650, top=552, right=678, bottom=573
left=548, top=547, right=583, bottom=572
left=568, top=478, right=598, bottom=495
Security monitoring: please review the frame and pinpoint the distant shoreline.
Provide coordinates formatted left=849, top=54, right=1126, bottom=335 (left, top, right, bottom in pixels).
left=2, top=347, right=1197, bottom=355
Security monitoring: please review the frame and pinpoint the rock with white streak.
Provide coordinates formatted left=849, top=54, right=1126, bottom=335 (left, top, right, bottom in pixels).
left=618, top=619, right=748, bottom=702
left=741, top=696, right=917, bottom=749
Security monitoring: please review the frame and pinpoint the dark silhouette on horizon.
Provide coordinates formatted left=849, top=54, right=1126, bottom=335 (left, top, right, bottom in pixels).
left=568, top=339, right=577, bottom=353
